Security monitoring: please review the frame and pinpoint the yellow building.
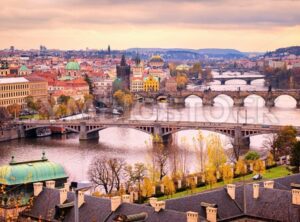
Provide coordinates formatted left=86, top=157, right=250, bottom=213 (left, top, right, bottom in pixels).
left=0, top=77, right=48, bottom=107
left=26, top=76, right=48, bottom=102
left=0, top=77, right=30, bottom=107
left=143, top=75, right=159, bottom=92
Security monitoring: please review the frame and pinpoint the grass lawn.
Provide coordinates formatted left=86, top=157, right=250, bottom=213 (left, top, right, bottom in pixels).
left=158, top=165, right=291, bottom=200
left=19, top=114, right=40, bottom=120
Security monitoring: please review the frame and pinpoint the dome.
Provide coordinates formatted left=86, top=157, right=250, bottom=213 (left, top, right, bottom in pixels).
left=0, top=158, right=68, bottom=185
left=150, top=55, right=164, bottom=63
left=65, top=61, right=80, bottom=70
left=19, top=65, right=28, bottom=71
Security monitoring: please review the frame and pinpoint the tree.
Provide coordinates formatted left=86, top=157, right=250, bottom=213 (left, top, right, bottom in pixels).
left=125, top=163, right=147, bottom=202
left=290, top=141, right=300, bottom=172
left=222, top=164, right=233, bottom=184
left=26, top=96, right=38, bottom=110
left=141, top=177, right=154, bottom=198
left=88, top=156, right=125, bottom=194
left=186, top=176, right=197, bottom=193
left=0, top=107, right=10, bottom=122
left=205, top=167, right=217, bottom=189
left=253, top=159, right=265, bottom=175
left=266, top=152, right=275, bottom=167
left=193, top=131, right=206, bottom=173
left=206, top=134, right=227, bottom=172
left=113, top=90, right=133, bottom=107
left=274, top=126, right=297, bottom=158
left=244, top=151, right=260, bottom=162
left=176, top=73, right=188, bottom=91
left=235, top=158, right=247, bottom=181
left=161, top=176, right=175, bottom=197
left=84, top=74, right=94, bottom=95
left=57, top=95, right=70, bottom=104
left=6, top=104, right=21, bottom=118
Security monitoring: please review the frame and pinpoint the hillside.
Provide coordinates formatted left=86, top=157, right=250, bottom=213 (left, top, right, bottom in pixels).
left=265, top=46, right=300, bottom=56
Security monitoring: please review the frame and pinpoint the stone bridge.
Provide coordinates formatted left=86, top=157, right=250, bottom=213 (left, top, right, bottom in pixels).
left=136, top=90, right=300, bottom=108
left=213, top=76, right=265, bottom=85
left=20, top=119, right=300, bottom=156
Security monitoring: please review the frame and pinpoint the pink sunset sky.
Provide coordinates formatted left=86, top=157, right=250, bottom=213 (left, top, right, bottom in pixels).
left=1, top=0, right=300, bottom=51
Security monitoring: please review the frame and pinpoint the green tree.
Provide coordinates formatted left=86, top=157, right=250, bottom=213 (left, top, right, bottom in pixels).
left=290, top=141, right=300, bottom=172
left=244, top=151, right=260, bottom=162
left=274, top=126, right=297, bottom=158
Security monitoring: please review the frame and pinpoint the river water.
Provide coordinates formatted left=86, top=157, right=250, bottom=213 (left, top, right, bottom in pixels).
left=0, top=76, right=299, bottom=181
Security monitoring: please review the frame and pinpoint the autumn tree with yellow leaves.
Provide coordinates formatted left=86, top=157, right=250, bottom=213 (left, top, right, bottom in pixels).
left=141, top=177, right=154, bottom=198
left=221, top=164, right=233, bottom=184
left=235, top=158, right=247, bottom=181
left=162, top=176, right=175, bottom=197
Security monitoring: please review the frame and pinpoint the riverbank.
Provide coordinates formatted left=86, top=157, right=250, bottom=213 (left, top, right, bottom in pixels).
left=158, top=165, right=290, bottom=200
left=0, top=123, right=23, bottom=142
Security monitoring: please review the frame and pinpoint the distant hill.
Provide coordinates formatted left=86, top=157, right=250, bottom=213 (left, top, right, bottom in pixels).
left=265, top=46, right=300, bottom=56
left=127, top=47, right=246, bottom=59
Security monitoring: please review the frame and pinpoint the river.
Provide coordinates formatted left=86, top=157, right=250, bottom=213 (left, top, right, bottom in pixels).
left=0, top=76, right=299, bottom=181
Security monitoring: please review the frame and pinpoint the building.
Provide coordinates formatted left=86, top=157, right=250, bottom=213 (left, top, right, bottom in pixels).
left=17, top=174, right=300, bottom=222
left=116, top=55, right=131, bottom=90
left=92, top=76, right=113, bottom=98
left=61, top=61, right=81, bottom=80
left=0, top=61, right=10, bottom=76
left=165, top=77, right=177, bottom=92
left=50, top=78, right=89, bottom=102
left=149, top=55, right=164, bottom=68
left=0, top=77, right=30, bottom=107
left=25, top=76, right=48, bottom=102
left=0, top=154, right=68, bottom=221
left=130, top=55, right=144, bottom=92
left=143, top=75, right=159, bottom=92
left=18, top=65, right=31, bottom=76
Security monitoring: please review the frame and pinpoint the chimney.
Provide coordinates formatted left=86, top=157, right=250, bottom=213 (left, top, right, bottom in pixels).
left=59, top=188, right=67, bottom=204
left=292, top=189, right=300, bottom=205
left=46, top=180, right=55, bottom=189
left=187, top=211, right=198, bottom=222
left=177, top=180, right=182, bottom=189
left=149, top=197, right=158, bottom=207
left=253, top=183, right=259, bottom=199
left=78, top=190, right=85, bottom=208
left=64, top=182, right=70, bottom=191
left=33, top=182, right=43, bottom=196
left=263, top=180, right=274, bottom=189
left=122, top=194, right=131, bottom=203
left=206, top=206, right=217, bottom=222
left=226, top=184, right=236, bottom=200
left=154, top=201, right=165, bottom=212
left=111, top=196, right=122, bottom=211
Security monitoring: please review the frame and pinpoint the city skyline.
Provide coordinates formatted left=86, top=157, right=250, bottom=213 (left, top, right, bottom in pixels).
left=1, top=0, right=300, bottom=52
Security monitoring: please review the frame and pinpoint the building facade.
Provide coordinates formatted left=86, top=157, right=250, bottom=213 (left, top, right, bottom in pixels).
left=143, top=75, right=159, bottom=92
left=116, top=55, right=130, bottom=90
left=0, top=78, right=30, bottom=107
left=0, top=61, right=10, bottom=76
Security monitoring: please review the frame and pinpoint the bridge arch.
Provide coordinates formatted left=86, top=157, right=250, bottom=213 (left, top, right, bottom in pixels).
left=163, top=127, right=234, bottom=138
left=86, top=125, right=154, bottom=136
left=244, top=94, right=266, bottom=107
left=274, top=95, right=297, bottom=108
left=184, top=95, right=203, bottom=106
left=213, top=94, right=234, bottom=107
left=250, top=79, right=265, bottom=86
left=224, top=79, right=247, bottom=85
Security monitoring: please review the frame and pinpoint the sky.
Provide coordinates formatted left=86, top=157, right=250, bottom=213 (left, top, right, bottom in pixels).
left=1, top=0, right=300, bottom=52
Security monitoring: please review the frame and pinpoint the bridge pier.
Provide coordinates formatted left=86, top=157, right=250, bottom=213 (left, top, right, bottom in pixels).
left=144, top=97, right=156, bottom=104
left=173, top=97, right=185, bottom=106
left=79, top=122, right=99, bottom=140
left=265, top=97, right=275, bottom=108
left=233, top=127, right=250, bottom=158
left=233, top=97, right=244, bottom=107
left=297, top=99, right=300, bottom=109
left=202, top=97, right=213, bottom=106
